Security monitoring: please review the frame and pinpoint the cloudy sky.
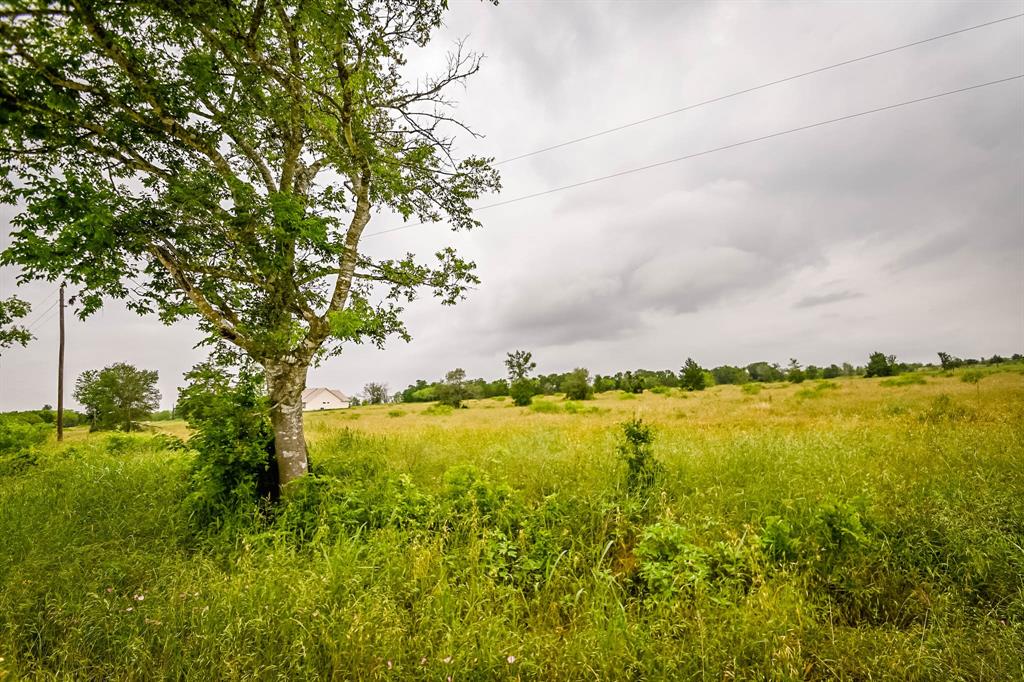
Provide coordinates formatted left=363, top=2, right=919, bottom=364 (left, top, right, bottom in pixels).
left=2, top=0, right=1022, bottom=410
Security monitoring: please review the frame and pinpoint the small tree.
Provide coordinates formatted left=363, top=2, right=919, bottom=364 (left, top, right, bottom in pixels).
left=617, top=417, right=661, bottom=494
left=0, top=296, right=32, bottom=354
left=73, top=363, right=160, bottom=431
left=562, top=367, right=594, bottom=400
left=363, top=382, right=389, bottom=405
left=504, top=350, right=536, bottom=382
left=505, top=349, right=537, bottom=406
left=865, top=352, right=897, bottom=378
left=680, top=358, right=706, bottom=391
left=436, top=368, right=468, bottom=408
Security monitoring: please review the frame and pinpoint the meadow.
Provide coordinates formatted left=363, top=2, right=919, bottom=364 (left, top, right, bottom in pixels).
left=1, top=368, right=1022, bottom=680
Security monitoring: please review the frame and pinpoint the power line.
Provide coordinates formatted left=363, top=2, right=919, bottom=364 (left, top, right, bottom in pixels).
left=24, top=297, right=59, bottom=331
left=364, top=74, right=1023, bottom=239
left=493, top=12, right=1024, bottom=166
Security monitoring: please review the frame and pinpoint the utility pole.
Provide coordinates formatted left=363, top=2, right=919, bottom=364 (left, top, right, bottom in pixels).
left=57, top=283, right=65, bottom=442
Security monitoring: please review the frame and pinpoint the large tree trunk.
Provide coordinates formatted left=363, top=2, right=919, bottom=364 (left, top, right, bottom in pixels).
left=266, top=361, right=310, bottom=491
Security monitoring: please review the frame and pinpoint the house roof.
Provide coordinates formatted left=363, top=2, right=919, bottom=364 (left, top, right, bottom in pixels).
left=302, top=387, right=350, bottom=402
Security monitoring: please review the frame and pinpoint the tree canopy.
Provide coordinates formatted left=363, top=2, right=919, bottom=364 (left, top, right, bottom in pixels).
left=0, top=0, right=500, bottom=486
left=73, top=362, right=160, bottom=431
left=0, top=296, right=32, bottom=353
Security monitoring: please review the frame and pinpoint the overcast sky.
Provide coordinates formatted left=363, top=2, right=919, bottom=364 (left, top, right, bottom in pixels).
left=2, top=0, right=1022, bottom=411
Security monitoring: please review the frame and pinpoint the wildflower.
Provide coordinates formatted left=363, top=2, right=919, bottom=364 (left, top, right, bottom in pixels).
left=105, top=587, right=113, bottom=593
left=507, top=655, right=516, bottom=664
left=443, top=656, right=452, bottom=664
left=386, top=660, right=393, bottom=670
left=125, top=607, right=134, bottom=612
left=134, top=594, right=145, bottom=601
left=420, top=657, right=428, bottom=665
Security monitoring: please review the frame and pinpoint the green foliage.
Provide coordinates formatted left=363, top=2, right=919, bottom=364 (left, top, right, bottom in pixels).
left=528, top=400, right=561, bottom=414
left=561, top=367, right=594, bottom=401
left=177, top=363, right=277, bottom=530
left=680, top=358, right=706, bottom=391
left=72, top=363, right=160, bottom=432
left=865, top=352, right=898, bottom=378
left=0, top=295, right=32, bottom=353
left=711, top=365, right=749, bottom=385
left=880, top=374, right=927, bottom=387
left=436, top=368, right=468, bottom=408
left=746, top=361, right=784, bottom=382
left=617, top=417, right=662, bottom=494
left=509, top=378, right=536, bottom=407
left=504, top=350, right=536, bottom=382
left=960, top=369, right=985, bottom=385
left=0, top=415, right=48, bottom=476
left=741, top=383, right=763, bottom=395
left=362, top=382, right=389, bottom=405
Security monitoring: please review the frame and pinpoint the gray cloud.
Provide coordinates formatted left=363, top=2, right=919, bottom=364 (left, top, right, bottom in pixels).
left=794, top=290, right=864, bottom=309
left=2, top=0, right=1022, bottom=408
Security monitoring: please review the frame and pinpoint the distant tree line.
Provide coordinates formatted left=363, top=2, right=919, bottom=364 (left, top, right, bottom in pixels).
left=388, top=350, right=1022, bottom=405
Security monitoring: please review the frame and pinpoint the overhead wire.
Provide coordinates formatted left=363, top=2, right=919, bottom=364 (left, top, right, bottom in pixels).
left=492, top=12, right=1024, bottom=165
left=364, top=74, right=1024, bottom=238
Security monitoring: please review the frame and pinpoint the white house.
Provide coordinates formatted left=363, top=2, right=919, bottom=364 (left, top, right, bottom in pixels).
left=301, top=387, right=351, bottom=411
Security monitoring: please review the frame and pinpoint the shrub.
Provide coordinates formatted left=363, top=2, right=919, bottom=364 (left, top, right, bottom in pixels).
left=617, top=417, right=662, bottom=494
left=0, top=414, right=49, bottom=456
left=528, top=400, right=561, bottom=414
left=865, top=352, right=897, bottom=378
left=423, top=403, right=454, bottom=416
left=562, top=368, right=594, bottom=401
left=679, top=358, right=706, bottom=391
left=509, top=378, right=535, bottom=407
left=880, top=374, right=927, bottom=387
left=177, top=363, right=277, bottom=530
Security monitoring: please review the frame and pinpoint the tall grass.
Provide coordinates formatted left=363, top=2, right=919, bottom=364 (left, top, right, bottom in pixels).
left=1, top=370, right=1023, bottom=679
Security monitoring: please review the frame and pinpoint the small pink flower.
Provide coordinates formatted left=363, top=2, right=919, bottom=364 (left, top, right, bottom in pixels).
left=507, top=655, right=516, bottom=664
left=443, top=656, right=452, bottom=664
left=134, top=594, right=145, bottom=601
left=420, top=657, right=428, bottom=665
left=125, top=607, right=134, bottom=612
left=386, top=660, right=393, bottom=670
left=105, top=587, right=113, bottom=593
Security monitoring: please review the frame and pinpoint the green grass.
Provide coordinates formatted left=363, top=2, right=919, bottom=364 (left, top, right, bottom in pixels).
left=2, top=370, right=1023, bottom=679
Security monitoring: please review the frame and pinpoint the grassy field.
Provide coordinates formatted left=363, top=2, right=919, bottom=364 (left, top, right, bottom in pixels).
left=1, top=368, right=1023, bottom=680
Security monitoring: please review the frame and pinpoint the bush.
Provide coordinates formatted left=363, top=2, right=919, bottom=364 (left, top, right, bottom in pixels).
left=509, top=378, right=535, bottom=407
left=617, top=417, right=662, bottom=494
left=865, top=352, right=897, bottom=378
left=680, top=358, right=705, bottom=391
left=177, top=363, right=278, bottom=530
left=0, top=414, right=49, bottom=456
left=561, top=368, right=593, bottom=401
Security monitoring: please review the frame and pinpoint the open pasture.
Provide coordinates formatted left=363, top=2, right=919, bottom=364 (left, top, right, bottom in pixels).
left=1, top=369, right=1022, bottom=680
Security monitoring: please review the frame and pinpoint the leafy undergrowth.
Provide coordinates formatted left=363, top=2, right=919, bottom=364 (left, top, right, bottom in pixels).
left=1, top=377, right=1023, bottom=680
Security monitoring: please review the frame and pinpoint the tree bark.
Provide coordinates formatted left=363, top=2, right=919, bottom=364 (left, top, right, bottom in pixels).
left=266, top=361, right=310, bottom=491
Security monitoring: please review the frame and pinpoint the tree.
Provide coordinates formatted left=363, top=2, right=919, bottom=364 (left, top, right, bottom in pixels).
left=822, top=364, right=842, bottom=379
left=680, top=358, right=706, bottom=391
left=746, top=361, right=784, bottom=383
left=711, top=365, right=749, bottom=385
left=0, top=296, right=32, bottom=353
left=504, top=350, right=536, bottom=382
left=865, top=352, right=897, bottom=378
left=0, top=2, right=500, bottom=492
left=436, top=368, right=468, bottom=408
left=504, top=349, right=537, bottom=406
left=562, top=367, right=594, bottom=401
left=73, top=363, right=160, bottom=431
left=363, top=382, right=389, bottom=405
